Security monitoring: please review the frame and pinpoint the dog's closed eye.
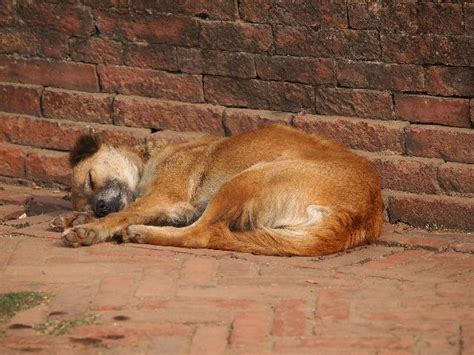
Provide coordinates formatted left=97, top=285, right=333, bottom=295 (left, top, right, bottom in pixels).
left=88, top=171, right=95, bottom=190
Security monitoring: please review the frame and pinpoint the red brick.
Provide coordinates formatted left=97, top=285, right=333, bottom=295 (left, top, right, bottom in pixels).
left=130, top=0, right=237, bottom=20
left=240, top=0, right=347, bottom=28
left=90, top=124, right=150, bottom=147
left=178, top=48, right=256, bottom=79
left=0, top=113, right=90, bottom=151
left=96, top=11, right=199, bottom=46
left=294, top=114, right=407, bottom=153
left=204, top=76, right=314, bottom=112
left=275, top=26, right=380, bottom=60
left=360, top=153, right=441, bottom=194
left=405, top=125, right=474, bottom=164
left=316, top=288, right=353, bottom=321
left=0, top=28, right=69, bottom=59
left=417, top=2, right=464, bottom=35
left=230, top=310, right=270, bottom=347
left=135, top=268, right=178, bottom=299
left=471, top=100, right=474, bottom=125
left=256, top=56, right=335, bottom=85
left=200, top=21, right=272, bottom=53
left=315, top=88, right=393, bottom=120
left=223, top=108, right=292, bottom=135
left=42, top=88, right=114, bottom=124
left=0, top=0, right=16, bottom=26
left=337, top=61, right=424, bottom=92
left=26, top=149, right=71, bottom=186
left=466, top=4, right=474, bottom=33
left=83, top=0, right=128, bottom=8
left=113, top=95, right=224, bottom=135
left=98, top=65, right=204, bottom=103
left=438, top=162, right=474, bottom=195
left=70, top=37, right=123, bottom=65
left=0, top=143, right=27, bottom=178
left=395, top=95, right=470, bottom=128
left=387, top=191, right=474, bottom=231
left=147, top=130, right=212, bottom=146
left=348, top=1, right=418, bottom=31
left=0, top=57, right=99, bottom=92
left=17, top=2, right=94, bottom=36
left=0, top=83, right=42, bottom=116
left=272, top=299, right=308, bottom=337
left=426, top=66, right=474, bottom=97
left=125, top=43, right=177, bottom=71
left=92, top=274, right=138, bottom=310
left=179, top=257, right=217, bottom=287
left=0, top=204, right=25, bottom=221
left=381, top=33, right=473, bottom=66
left=190, top=326, right=228, bottom=355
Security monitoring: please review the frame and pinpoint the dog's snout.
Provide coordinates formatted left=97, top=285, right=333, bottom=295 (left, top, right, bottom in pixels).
left=95, top=199, right=110, bottom=217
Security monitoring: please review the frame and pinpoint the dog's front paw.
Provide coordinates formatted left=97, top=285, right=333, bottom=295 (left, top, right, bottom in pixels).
left=62, top=223, right=108, bottom=247
left=121, top=225, right=148, bottom=244
left=50, top=212, right=95, bottom=232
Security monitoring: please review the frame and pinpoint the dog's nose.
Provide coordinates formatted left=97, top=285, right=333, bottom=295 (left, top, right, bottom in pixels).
left=95, top=199, right=110, bottom=217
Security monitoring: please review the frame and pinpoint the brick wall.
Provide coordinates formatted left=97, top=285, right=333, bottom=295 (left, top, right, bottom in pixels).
left=0, top=1, right=473, bottom=231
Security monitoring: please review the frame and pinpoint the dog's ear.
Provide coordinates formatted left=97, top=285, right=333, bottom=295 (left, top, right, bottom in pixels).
left=69, top=134, right=102, bottom=167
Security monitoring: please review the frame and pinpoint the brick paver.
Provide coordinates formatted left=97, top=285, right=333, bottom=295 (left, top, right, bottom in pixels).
left=0, top=183, right=472, bottom=354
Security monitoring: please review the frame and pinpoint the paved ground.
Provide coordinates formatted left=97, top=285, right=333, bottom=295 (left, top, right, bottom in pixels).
left=0, top=182, right=472, bottom=354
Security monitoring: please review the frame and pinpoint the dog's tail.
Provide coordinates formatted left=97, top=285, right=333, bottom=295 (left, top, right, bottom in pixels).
left=203, top=208, right=383, bottom=257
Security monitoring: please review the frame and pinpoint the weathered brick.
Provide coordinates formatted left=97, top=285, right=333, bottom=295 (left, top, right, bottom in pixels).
left=204, top=76, right=314, bottom=112
left=348, top=1, right=418, bottom=31
left=406, top=125, right=474, bottom=164
left=82, top=0, right=127, bottom=8
left=395, top=95, right=470, bottom=128
left=426, top=66, right=474, bottom=97
left=337, top=61, right=424, bottom=92
left=417, top=2, right=464, bottom=35
left=42, top=88, right=114, bottom=124
left=466, top=4, right=474, bottom=33
left=179, top=258, right=217, bottom=286
left=70, top=37, right=123, bottom=65
left=0, top=204, right=26, bottom=222
left=315, top=88, right=393, bottom=120
left=240, top=0, right=347, bottom=28
left=0, top=143, right=27, bottom=178
left=223, top=108, right=292, bottom=135
left=96, top=11, right=200, bottom=46
left=190, top=326, right=228, bottom=355
left=272, top=299, right=308, bottom=337
left=200, top=21, right=273, bottom=53
left=98, top=65, right=204, bottom=103
left=387, top=191, right=474, bottom=231
left=0, top=57, right=99, bottom=92
left=0, top=0, right=16, bottom=26
left=471, top=100, right=474, bottom=125
left=130, top=0, right=238, bottom=20
left=0, top=28, right=36, bottom=56
left=17, top=2, right=94, bottom=36
left=360, top=153, right=442, bottom=194
left=275, top=27, right=380, bottom=60
left=0, top=114, right=90, bottom=151
left=316, top=288, right=353, bottom=321
left=89, top=124, right=150, bottom=147
left=438, top=163, right=474, bottom=195
left=294, top=114, right=407, bottom=153
left=178, top=48, right=256, bottom=79
left=256, top=56, right=335, bottom=85
left=381, top=33, right=473, bottom=66
left=0, top=83, right=42, bottom=116
left=26, top=149, right=71, bottom=186
left=125, top=43, right=177, bottom=71
left=113, top=95, right=224, bottom=135
left=230, top=310, right=270, bottom=347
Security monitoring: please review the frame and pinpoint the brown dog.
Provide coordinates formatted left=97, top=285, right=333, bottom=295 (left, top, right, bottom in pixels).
left=58, top=125, right=383, bottom=256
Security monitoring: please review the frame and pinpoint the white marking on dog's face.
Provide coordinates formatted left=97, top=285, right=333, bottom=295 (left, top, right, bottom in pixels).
left=71, top=145, right=140, bottom=212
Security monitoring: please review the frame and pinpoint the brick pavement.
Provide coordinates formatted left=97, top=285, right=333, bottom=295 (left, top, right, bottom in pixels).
left=0, top=182, right=473, bottom=354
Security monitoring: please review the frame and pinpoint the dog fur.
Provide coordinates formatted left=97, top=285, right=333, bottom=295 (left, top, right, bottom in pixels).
left=58, top=125, right=383, bottom=256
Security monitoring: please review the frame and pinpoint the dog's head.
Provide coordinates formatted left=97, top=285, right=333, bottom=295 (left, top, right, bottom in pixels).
left=69, top=134, right=141, bottom=217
